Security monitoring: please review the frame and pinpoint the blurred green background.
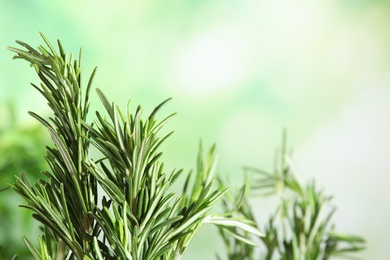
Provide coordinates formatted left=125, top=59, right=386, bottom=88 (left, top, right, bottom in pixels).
left=1, top=0, right=390, bottom=259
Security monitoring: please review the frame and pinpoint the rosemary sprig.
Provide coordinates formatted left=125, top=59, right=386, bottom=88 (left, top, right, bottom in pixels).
left=218, top=133, right=365, bottom=259
left=9, top=32, right=96, bottom=259
left=7, top=33, right=262, bottom=259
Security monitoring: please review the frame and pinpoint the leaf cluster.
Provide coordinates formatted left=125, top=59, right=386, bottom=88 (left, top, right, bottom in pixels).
left=218, top=133, right=365, bottom=260
left=6, top=33, right=262, bottom=259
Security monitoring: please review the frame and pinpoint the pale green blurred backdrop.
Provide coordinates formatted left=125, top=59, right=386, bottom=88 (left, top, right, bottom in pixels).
left=1, top=0, right=390, bottom=259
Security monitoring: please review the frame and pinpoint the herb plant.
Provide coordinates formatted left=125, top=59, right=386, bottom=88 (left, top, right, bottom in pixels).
left=5, top=33, right=262, bottom=259
left=1, top=33, right=365, bottom=259
left=217, top=133, right=365, bottom=259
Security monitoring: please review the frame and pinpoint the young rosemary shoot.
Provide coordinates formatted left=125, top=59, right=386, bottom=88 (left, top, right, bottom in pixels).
left=217, top=133, right=365, bottom=260
left=6, top=33, right=262, bottom=259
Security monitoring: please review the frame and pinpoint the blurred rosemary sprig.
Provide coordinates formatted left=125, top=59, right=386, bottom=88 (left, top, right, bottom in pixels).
left=0, top=103, right=48, bottom=258
left=6, top=33, right=262, bottom=259
left=217, top=133, right=365, bottom=260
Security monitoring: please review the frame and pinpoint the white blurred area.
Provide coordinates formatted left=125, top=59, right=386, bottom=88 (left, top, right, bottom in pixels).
left=2, top=0, right=390, bottom=259
left=295, top=85, right=390, bottom=260
left=171, top=25, right=251, bottom=96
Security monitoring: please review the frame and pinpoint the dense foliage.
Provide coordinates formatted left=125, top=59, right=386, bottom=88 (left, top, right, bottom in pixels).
left=3, top=34, right=261, bottom=259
